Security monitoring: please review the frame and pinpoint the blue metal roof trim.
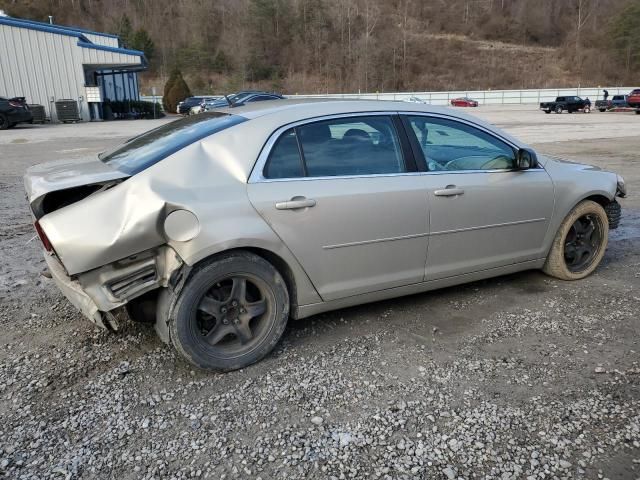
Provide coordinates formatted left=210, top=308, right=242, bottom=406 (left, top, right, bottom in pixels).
left=0, top=16, right=91, bottom=42
left=77, top=41, right=145, bottom=57
left=4, top=16, right=119, bottom=39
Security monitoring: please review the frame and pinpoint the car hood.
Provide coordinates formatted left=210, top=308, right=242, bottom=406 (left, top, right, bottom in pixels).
left=538, top=154, right=603, bottom=171
left=24, top=157, right=130, bottom=205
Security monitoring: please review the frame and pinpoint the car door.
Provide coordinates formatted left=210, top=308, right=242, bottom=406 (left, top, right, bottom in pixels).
left=247, top=114, right=429, bottom=301
left=402, top=114, right=555, bottom=281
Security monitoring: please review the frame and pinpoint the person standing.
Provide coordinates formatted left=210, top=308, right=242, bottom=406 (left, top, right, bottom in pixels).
left=603, top=89, right=609, bottom=101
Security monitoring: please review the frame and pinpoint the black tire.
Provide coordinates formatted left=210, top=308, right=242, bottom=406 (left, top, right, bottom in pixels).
left=7, top=122, right=17, bottom=129
left=0, top=114, right=8, bottom=130
left=599, top=108, right=606, bottom=112
left=169, top=251, right=289, bottom=371
left=555, top=105, right=563, bottom=114
left=543, top=200, right=608, bottom=280
left=544, top=109, right=551, bottom=114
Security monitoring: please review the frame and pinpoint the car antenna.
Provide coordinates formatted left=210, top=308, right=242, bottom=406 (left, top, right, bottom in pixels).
left=224, top=94, right=235, bottom=107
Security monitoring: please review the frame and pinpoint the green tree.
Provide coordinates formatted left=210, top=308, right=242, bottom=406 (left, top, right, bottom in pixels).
left=129, top=28, right=155, bottom=61
left=164, top=70, right=191, bottom=113
left=115, top=14, right=134, bottom=47
left=609, top=0, right=640, bottom=74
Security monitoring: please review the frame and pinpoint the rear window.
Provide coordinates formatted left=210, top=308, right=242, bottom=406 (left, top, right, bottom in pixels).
left=99, top=112, right=246, bottom=175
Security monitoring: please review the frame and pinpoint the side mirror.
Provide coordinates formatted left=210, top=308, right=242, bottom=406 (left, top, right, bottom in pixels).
left=515, top=148, right=538, bottom=170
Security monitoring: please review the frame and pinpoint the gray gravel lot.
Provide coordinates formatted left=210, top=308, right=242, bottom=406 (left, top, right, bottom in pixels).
left=0, top=106, right=638, bottom=479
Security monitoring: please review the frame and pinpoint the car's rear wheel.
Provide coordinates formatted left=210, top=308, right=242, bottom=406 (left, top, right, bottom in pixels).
left=0, top=114, right=9, bottom=130
left=544, top=109, right=551, bottom=114
left=543, top=200, right=608, bottom=280
left=169, top=251, right=289, bottom=371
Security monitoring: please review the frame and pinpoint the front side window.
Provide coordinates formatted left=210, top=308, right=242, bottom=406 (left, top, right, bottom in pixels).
left=100, top=112, right=246, bottom=175
left=405, top=116, right=516, bottom=172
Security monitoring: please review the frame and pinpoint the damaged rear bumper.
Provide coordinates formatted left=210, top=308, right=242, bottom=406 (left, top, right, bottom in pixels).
left=45, top=253, right=108, bottom=328
left=44, top=246, right=184, bottom=329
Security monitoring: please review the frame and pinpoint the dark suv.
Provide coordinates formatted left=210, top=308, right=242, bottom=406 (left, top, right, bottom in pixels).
left=0, top=97, right=33, bottom=130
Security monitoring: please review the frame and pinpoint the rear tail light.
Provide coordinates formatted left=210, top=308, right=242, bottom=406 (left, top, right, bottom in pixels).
left=34, top=221, right=54, bottom=253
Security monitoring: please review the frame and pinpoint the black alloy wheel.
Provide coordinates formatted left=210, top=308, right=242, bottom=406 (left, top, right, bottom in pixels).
left=192, top=274, right=272, bottom=354
left=564, top=214, right=604, bottom=273
left=168, top=251, right=289, bottom=371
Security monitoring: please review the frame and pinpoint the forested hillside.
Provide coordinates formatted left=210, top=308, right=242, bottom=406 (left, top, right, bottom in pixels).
left=2, top=0, right=639, bottom=95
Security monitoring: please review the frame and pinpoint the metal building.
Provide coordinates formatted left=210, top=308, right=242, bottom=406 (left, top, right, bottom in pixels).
left=0, top=16, right=147, bottom=122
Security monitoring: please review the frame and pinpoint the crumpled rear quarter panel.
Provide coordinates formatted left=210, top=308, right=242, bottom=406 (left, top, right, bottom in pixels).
left=39, top=120, right=322, bottom=307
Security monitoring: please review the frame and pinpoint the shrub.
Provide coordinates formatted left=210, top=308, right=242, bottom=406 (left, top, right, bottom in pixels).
left=162, top=72, right=191, bottom=112
left=103, top=100, right=164, bottom=119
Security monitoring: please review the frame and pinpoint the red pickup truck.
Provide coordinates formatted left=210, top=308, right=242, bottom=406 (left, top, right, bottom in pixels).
left=627, top=89, right=640, bottom=113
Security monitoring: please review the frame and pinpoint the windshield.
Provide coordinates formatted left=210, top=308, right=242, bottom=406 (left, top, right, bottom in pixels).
left=99, top=112, right=246, bottom=175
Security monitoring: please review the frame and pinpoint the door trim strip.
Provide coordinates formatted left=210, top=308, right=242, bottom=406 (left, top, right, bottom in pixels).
left=322, top=217, right=545, bottom=250
left=430, top=217, right=546, bottom=236
left=323, top=232, right=429, bottom=250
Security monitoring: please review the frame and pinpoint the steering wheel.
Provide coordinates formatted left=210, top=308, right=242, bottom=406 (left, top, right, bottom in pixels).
left=443, top=155, right=512, bottom=171
left=479, top=155, right=513, bottom=170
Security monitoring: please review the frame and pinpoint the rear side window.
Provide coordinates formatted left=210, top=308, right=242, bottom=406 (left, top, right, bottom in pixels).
left=263, top=115, right=405, bottom=179
left=264, top=129, right=304, bottom=179
left=100, top=112, right=246, bottom=175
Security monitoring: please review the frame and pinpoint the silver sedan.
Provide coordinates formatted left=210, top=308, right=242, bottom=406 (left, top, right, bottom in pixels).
left=24, top=100, right=626, bottom=371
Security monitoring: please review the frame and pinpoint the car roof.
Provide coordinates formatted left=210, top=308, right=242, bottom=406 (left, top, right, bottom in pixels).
left=212, top=98, right=526, bottom=147
left=218, top=98, right=466, bottom=120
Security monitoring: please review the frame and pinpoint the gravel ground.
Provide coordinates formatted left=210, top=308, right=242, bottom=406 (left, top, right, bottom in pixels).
left=0, top=107, right=639, bottom=479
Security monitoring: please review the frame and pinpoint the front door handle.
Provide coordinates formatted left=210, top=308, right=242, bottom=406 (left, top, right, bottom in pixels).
left=275, top=197, right=317, bottom=210
left=434, top=186, right=465, bottom=197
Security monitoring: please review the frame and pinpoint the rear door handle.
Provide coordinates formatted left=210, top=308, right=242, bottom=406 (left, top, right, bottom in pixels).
left=275, top=197, right=317, bottom=210
left=434, top=186, right=465, bottom=197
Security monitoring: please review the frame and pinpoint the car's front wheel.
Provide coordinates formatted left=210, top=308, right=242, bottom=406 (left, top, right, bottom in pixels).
left=169, top=251, right=289, bottom=371
left=543, top=200, right=609, bottom=280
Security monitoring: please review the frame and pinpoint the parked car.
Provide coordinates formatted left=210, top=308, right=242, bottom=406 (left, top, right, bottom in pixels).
left=540, top=96, right=589, bottom=114
left=627, top=89, right=640, bottom=113
left=404, top=96, right=428, bottom=104
left=450, top=97, right=478, bottom=107
left=0, top=96, right=33, bottom=129
left=202, top=91, right=284, bottom=111
left=177, top=96, right=219, bottom=115
left=24, top=100, right=626, bottom=371
left=189, top=96, right=223, bottom=115
left=595, top=95, right=629, bottom=112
